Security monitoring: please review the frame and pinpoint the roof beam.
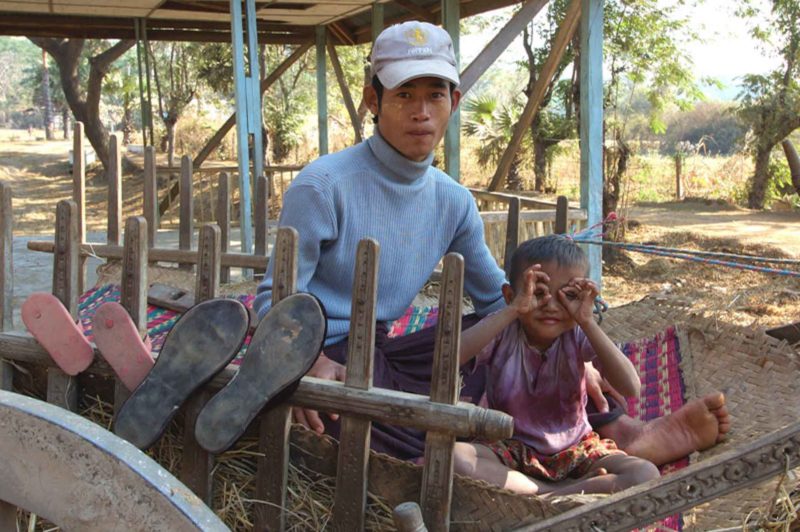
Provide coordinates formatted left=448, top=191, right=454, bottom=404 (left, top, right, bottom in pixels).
left=393, top=0, right=434, bottom=22
left=459, top=0, right=548, bottom=97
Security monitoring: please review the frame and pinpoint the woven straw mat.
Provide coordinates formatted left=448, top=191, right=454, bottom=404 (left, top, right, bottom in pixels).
left=602, top=296, right=800, bottom=531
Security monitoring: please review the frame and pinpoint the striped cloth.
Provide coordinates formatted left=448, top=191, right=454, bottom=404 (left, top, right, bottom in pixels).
left=77, top=284, right=256, bottom=364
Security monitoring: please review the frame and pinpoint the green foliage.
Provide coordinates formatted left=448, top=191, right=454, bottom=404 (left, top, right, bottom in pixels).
left=462, top=93, right=528, bottom=169
left=263, top=45, right=315, bottom=162
left=661, top=102, right=746, bottom=155
left=734, top=0, right=800, bottom=207
left=766, top=156, right=800, bottom=207
left=604, top=0, right=705, bottom=137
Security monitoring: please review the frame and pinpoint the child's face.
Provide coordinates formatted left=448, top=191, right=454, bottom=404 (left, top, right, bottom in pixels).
left=503, top=260, right=587, bottom=350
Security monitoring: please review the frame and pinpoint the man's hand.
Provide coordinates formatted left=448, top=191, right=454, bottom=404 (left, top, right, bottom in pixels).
left=293, top=351, right=346, bottom=434
left=558, top=278, right=599, bottom=328
left=585, top=361, right=627, bottom=413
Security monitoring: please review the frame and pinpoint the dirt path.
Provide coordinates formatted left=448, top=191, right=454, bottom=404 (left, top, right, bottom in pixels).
left=629, top=201, right=800, bottom=258
left=0, top=134, right=145, bottom=236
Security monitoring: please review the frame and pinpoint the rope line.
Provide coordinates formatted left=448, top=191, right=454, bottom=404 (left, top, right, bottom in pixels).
left=579, top=239, right=800, bottom=278
left=595, top=240, right=800, bottom=265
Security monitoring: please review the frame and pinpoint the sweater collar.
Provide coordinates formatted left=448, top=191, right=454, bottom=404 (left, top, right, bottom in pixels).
left=367, top=130, right=434, bottom=183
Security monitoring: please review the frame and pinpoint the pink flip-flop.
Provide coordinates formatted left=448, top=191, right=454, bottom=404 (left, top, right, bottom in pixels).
left=92, top=302, right=155, bottom=392
left=21, top=292, right=94, bottom=375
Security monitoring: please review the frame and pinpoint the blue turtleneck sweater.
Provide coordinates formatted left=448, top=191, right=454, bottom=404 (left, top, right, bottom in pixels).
left=254, top=132, right=507, bottom=345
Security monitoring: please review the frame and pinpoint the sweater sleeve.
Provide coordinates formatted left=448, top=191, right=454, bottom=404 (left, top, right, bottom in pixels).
left=254, top=181, right=337, bottom=319
left=448, top=193, right=507, bottom=317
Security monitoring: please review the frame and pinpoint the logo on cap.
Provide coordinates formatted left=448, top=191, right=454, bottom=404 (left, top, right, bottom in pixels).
left=406, top=27, right=428, bottom=46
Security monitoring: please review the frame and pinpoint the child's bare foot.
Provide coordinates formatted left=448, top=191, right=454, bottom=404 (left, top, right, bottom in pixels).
left=619, top=392, right=730, bottom=466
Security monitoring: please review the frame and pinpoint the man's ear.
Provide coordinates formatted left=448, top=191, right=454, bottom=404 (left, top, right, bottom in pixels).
left=450, top=88, right=462, bottom=115
left=501, top=283, right=514, bottom=305
left=363, top=85, right=379, bottom=116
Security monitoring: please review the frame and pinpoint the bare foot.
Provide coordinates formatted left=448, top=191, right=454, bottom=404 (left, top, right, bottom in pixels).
left=624, top=392, right=730, bottom=466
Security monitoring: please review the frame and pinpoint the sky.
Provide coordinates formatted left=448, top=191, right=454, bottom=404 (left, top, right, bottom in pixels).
left=462, top=0, right=780, bottom=102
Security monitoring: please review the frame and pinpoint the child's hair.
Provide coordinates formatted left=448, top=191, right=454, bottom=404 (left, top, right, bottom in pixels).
left=507, top=235, right=588, bottom=289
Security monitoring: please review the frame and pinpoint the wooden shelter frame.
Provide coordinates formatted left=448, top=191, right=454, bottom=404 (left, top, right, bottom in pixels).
left=0, top=0, right=605, bottom=279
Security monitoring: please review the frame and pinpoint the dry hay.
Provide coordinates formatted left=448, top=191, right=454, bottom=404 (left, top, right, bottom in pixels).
left=742, top=468, right=800, bottom=532
left=86, top=395, right=396, bottom=532
left=603, top=226, right=800, bottom=334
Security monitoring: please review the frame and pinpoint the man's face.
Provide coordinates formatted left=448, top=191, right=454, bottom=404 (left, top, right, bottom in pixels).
left=364, top=76, right=461, bottom=162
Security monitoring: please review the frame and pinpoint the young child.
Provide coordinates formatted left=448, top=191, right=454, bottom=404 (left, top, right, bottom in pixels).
left=453, top=235, right=659, bottom=496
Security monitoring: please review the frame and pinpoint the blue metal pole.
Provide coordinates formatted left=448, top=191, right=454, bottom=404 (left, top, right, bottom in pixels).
left=580, top=0, right=604, bottom=286
left=442, top=0, right=460, bottom=181
left=245, top=0, right=264, bottom=182
left=230, top=0, right=254, bottom=256
left=316, top=26, right=328, bottom=156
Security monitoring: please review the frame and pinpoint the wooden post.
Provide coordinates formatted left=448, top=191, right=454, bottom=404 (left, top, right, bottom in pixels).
left=0, top=182, right=12, bottom=391
left=327, top=41, right=363, bottom=144
left=316, top=26, right=328, bottom=156
left=393, top=502, right=427, bottom=532
left=179, top=224, right=221, bottom=506
left=179, top=155, right=194, bottom=270
left=503, top=196, right=520, bottom=275
left=48, top=200, right=80, bottom=411
left=421, top=253, right=464, bottom=532
left=555, top=195, right=569, bottom=234
left=143, top=146, right=158, bottom=247
left=255, top=227, right=298, bottom=532
left=254, top=175, right=268, bottom=276
left=108, top=133, right=122, bottom=246
left=674, top=153, right=684, bottom=200
left=0, top=500, right=13, bottom=532
left=332, top=239, right=379, bottom=531
left=195, top=224, right=221, bottom=302
left=116, top=216, right=149, bottom=410
left=372, top=1, right=384, bottom=42
left=73, top=121, right=87, bottom=292
left=442, top=0, right=460, bottom=180
left=217, top=173, right=231, bottom=284
left=579, top=0, right=604, bottom=286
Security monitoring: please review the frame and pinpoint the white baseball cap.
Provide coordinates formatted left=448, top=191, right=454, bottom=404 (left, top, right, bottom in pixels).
left=370, top=21, right=460, bottom=89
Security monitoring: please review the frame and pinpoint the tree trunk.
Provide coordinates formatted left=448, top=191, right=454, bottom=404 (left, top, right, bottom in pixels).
left=747, top=145, right=772, bottom=209
left=533, top=137, right=548, bottom=193
left=62, top=107, right=70, bottom=140
left=121, top=94, right=135, bottom=145
left=28, top=38, right=134, bottom=177
left=603, top=135, right=630, bottom=224
left=781, top=139, right=800, bottom=196
left=506, top=156, right=523, bottom=191
left=166, top=118, right=177, bottom=169
left=41, top=49, right=54, bottom=141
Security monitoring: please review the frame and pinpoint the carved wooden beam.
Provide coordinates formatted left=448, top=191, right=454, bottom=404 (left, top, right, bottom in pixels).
left=517, top=420, right=800, bottom=531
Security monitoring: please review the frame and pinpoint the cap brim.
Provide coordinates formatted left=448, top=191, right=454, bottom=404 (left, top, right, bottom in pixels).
left=376, top=59, right=460, bottom=90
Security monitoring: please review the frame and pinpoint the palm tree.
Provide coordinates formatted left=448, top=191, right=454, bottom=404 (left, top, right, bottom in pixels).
left=462, top=93, right=528, bottom=191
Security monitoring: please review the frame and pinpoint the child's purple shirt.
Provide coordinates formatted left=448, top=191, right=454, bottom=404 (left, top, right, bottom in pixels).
left=475, top=320, right=597, bottom=456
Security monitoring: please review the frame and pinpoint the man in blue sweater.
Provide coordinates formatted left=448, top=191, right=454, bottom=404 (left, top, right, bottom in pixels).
left=255, top=21, right=729, bottom=463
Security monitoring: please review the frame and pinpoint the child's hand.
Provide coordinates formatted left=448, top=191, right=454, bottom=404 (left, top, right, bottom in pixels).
left=512, top=264, right=551, bottom=315
left=558, top=278, right=599, bottom=327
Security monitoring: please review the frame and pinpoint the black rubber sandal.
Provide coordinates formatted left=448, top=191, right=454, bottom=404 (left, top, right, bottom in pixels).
left=114, top=298, right=250, bottom=450
left=194, top=293, right=326, bottom=454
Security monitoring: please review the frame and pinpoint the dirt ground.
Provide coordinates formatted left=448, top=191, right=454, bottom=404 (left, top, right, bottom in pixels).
left=1, top=133, right=799, bottom=340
